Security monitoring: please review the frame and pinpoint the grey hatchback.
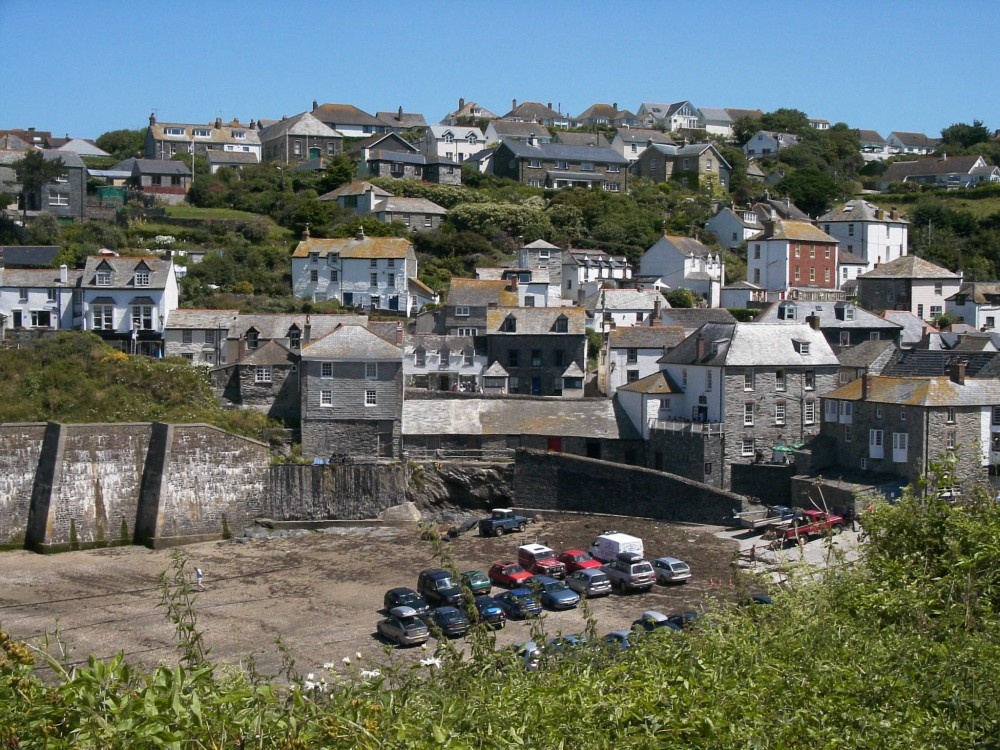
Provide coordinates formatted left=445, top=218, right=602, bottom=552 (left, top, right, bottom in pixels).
left=566, top=568, right=612, bottom=598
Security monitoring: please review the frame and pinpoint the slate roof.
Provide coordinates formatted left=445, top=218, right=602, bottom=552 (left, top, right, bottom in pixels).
left=823, top=374, right=1000, bottom=406
left=696, top=107, right=731, bottom=124
left=522, top=239, right=561, bottom=251
left=205, top=151, right=259, bottom=166
left=882, top=155, right=984, bottom=183
left=608, top=326, right=686, bottom=350
left=447, top=277, right=518, bottom=307
left=301, top=324, right=401, bottom=360
left=553, top=132, right=611, bottom=148
left=0, top=267, right=83, bottom=286
left=163, top=309, right=240, bottom=330
left=81, top=255, right=173, bottom=289
left=882, top=310, right=935, bottom=346
left=350, top=132, right=419, bottom=154
left=232, top=313, right=368, bottom=341
left=490, top=120, right=552, bottom=139
left=722, top=280, right=765, bottom=290
left=443, top=100, right=499, bottom=122
left=113, top=158, right=191, bottom=176
left=319, top=180, right=392, bottom=201
left=584, top=289, right=665, bottom=312
left=485, top=306, right=586, bottom=335
left=818, top=199, right=909, bottom=223
left=614, top=128, right=675, bottom=146
left=837, top=248, right=868, bottom=265
left=947, top=281, right=1000, bottom=304
left=882, top=349, right=1000, bottom=378
left=147, top=118, right=261, bottom=146
left=428, top=125, right=485, bottom=141
left=375, top=110, right=428, bottom=130
left=0, top=245, right=61, bottom=267
left=836, top=339, right=899, bottom=369
left=889, top=132, right=940, bottom=148
left=500, top=139, right=628, bottom=164
left=856, top=130, right=886, bottom=145
left=376, top=196, right=447, bottom=215
left=483, top=361, right=509, bottom=376
left=503, top=101, right=563, bottom=121
left=402, top=397, right=639, bottom=439
left=616, top=370, right=684, bottom=395
left=239, top=339, right=297, bottom=367
left=292, top=235, right=413, bottom=260
left=759, top=220, right=837, bottom=243
left=753, top=198, right=810, bottom=221
left=659, top=234, right=717, bottom=258
left=311, top=103, right=383, bottom=128
left=660, top=322, right=838, bottom=367
left=725, top=108, right=764, bottom=121
left=753, top=300, right=901, bottom=330
left=406, top=333, right=476, bottom=352
left=858, top=255, right=960, bottom=280
left=367, top=149, right=428, bottom=166
left=564, top=248, right=629, bottom=267
left=657, top=308, right=736, bottom=331
left=257, top=112, right=343, bottom=140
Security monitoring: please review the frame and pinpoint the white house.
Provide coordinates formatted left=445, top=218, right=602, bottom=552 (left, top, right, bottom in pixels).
left=474, top=267, right=554, bottom=308
left=423, top=125, right=487, bottom=163
left=79, top=255, right=179, bottom=357
left=886, top=131, right=939, bottom=155
left=696, top=107, right=733, bottom=138
left=604, top=325, right=685, bottom=397
left=945, top=282, right=1000, bottom=330
left=857, top=255, right=963, bottom=323
left=561, top=248, right=632, bottom=302
left=0, top=266, right=81, bottom=334
left=610, top=128, right=674, bottom=163
left=584, top=288, right=668, bottom=334
left=818, top=200, right=908, bottom=273
left=403, top=333, right=487, bottom=392
left=291, top=228, right=433, bottom=315
left=705, top=206, right=764, bottom=250
left=744, top=130, right=802, bottom=159
left=639, top=234, right=724, bottom=307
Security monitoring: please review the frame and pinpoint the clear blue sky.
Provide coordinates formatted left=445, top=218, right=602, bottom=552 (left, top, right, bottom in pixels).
left=2, top=0, right=998, bottom=141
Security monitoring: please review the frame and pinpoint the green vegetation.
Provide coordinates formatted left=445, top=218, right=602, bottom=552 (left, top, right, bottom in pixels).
left=0, top=333, right=279, bottom=436
left=2, top=463, right=1000, bottom=746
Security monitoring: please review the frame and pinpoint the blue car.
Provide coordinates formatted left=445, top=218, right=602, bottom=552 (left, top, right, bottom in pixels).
left=524, top=575, right=581, bottom=610
left=494, top=588, right=544, bottom=619
left=603, top=630, right=635, bottom=651
left=466, top=595, right=507, bottom=629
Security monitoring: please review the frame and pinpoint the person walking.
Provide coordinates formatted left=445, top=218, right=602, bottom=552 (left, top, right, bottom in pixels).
left=194, top=567, right=205, bottom=591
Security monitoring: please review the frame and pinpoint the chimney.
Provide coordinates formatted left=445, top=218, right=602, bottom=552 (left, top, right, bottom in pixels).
left=654, top=296, right=662, bottom=319
left=59, top=264, right=68, bottom=284
left=149, top=112, right=156, bottom=126
left=547, top=102, right=552, bottom=110
left=941, top=152, right=947, bottom=161
left=613, top=102, right=618, bottom=111
left=807, top=313, right=821, bottom=330
left=784, top=197, right=790, bottom=208
left=215, top=117, right=222, bottom=128
left=512, top=98, right=517, bottom=110
left=249, top=118, right=256, bottom=130
left=950, top=359, right=966, bottom=385
left=510, top=274, right=519, bottom=292
left=304, top=313, right=312, bottom=344
left=890, top=206, right=899, bottom=220
left=527, top=133, right=535, bottom=146
left=459, top=97, right=465, bottom=110
left=861, top=372, right=869, bottom=399
left=302, top=224, right=310, bottom=240
left=696, top=333, right=706, bottom=360
left=355, top=225, right=366, bottom=241
left=312, top=100, right=318, bottom=110
left=395, top=321, right=403, bottom=345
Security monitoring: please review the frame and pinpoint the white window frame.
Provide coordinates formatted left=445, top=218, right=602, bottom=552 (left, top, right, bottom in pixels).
left=869, top=428, right=884, bottom=459
left=96, top=270, right=112, bottom=286
left=775, top=402, right=786, bottom=425
left=255, top=366, right=273, bottom=384
left=365, top=389, right=377, bottom=407
left=455, top=306, right=470, bottom=317
left=741, top=438, right=754, bottom=457
left=365, top=362, right=378, bottom=380
left=744, top=371, right=754, bottom=390
left=892, top=432, right=908, bottom=462
left=321, top=362, right=333, bottom=378
left=743, top=402, right=754, bottom=426
left=804, top=400, right=815, bottom=425
left=320, top=390, right=333, bottom=407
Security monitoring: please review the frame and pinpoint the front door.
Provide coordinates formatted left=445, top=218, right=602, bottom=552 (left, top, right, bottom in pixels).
left=547, top=437, right=563, bottom=452
left=531, top=377, right=542, bottom=396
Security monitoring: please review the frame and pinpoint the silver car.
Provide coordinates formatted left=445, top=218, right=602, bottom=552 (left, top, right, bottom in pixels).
left=377, top=606, right=430, bottom=647
left=566, top=568, right=613, bottom=598
left=652, top=556, right=691, bottom=584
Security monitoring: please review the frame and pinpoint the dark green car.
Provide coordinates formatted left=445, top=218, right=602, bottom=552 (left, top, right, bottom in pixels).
left=461, top=570, right=491, bottom=598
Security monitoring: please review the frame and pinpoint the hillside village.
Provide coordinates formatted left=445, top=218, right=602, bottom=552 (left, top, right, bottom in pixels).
left=2, top=98, right=1000, bottom=510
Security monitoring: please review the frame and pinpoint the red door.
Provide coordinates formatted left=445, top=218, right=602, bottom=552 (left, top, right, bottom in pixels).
left=547, top=437, right=563, bottom=452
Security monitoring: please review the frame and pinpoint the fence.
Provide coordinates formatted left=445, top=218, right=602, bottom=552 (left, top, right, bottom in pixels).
left=404, top=447, right=515, bottom=461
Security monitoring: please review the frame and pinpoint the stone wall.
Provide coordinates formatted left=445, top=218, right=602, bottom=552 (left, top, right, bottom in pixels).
left=0, top=424, right=47, bottom=548
left=730, top=463, right=796, bottom=506
left=263, top=461, right=407, bottom=521
left=514, top=449, right=745, bottom=525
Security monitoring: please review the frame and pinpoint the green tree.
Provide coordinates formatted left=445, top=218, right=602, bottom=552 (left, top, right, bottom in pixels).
left=95, top=128, right=146, bottom=160
left=665, top=288, right=697, bottom=308
left=775, top=167, right=839, bottom=217
left=12, top=151, right=66, bottom=218
left=316, top=155, right=357, bottom=194
left=25, top=212, right=60, bottom=245
left=940, top=120, right=991, bottom=150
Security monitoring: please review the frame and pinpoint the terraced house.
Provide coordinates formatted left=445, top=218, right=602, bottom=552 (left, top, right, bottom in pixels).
left=492, top=136, right=628, bottom=192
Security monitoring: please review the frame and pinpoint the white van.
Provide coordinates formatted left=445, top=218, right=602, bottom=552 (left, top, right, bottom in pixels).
left=588, top=532, right=644, bottom=563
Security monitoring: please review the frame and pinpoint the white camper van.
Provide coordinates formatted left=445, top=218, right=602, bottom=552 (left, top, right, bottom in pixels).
left=588, top=532, right=644, bottom=563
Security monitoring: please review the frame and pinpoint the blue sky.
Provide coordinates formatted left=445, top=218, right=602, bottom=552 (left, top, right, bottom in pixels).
left=2, top=0, right=998, bottom=141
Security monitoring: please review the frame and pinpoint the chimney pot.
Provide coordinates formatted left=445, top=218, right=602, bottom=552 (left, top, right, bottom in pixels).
left=215, top=117, right=222, bottom=128
left=950, top=359, right=966, bottom=385
left=861, top=372, right=869, bottom=399
left=395, top=321, right=403, bottom=345
left=312, top=100, right=318, bottom=110
left=459, top=97, right=465, bottom=110
left=512, top=98, right=517, bottom=110
left=696, top=333, right=706, bottom=360
left=59, top=264, right=68, bottom=283
left=356, top=225, right=366, bottom=241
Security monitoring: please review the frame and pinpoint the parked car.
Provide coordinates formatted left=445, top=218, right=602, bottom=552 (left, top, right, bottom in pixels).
left=523, top=575, right=580, bottom=610
left=465, top=595, right=506, bottom=629
left=589, top=532, right=644, bottom=563
left=547, top=633, right=588, bottom=655
left=417, top=568, right=463, bottom=606
left=488, top=561, right=533, bottom=589
left=422, top=606, right=470, bottom=638
left=566, top=568, right=613, bottom=598
left=377, top=606, right=430, bottom=646
left=507, top=640, right=542, bottom=671
left=602, top=630, right=636, bottom=651
left=478, top=508, right=529, bottom=537
left=769, top=509, right=845, bottom=545
left=601, top=552, right=655, bottom=593
left=494, top=588, right=543, bottom=619
left=556, top=549, right=602, bottom=573
left=652, top=556, right=691, bottom=584
left=517, top=544, right=566, bottom=579
left=460, top=570, right=491, bottom=598
left=631, top=610, right=682, bottom=634
left=666, top=610, right=700, bottom=630
left=383, top=587, right=430, bottom=616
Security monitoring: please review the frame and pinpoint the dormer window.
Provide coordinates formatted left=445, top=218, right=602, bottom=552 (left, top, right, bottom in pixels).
left=779, top=301, right=797, bottom=320
left=193, top=129, right=211, bottom=138
left=232, top=131, right=245, bottom=139
left=288, top=326, right=301, bottom=349
left=555, top=316, right=568, bottom=333
left=164, top=127, right=185, bottom=136
left=794, top=340, right=811, bottom=355
left=246, top=329, right=259, bottom=349
left=502, top=316, right=517, bottom=333
left=844, top=306, right=855, bottom=321
left=415, top=347, right=426, bottom=367
left=96, top=270, right=112, bottom=286
left=466, top=133, right=477, bottom=143
left=443, top=132, right=454, bottom=143
left=134, top=271, right=150, bottom=287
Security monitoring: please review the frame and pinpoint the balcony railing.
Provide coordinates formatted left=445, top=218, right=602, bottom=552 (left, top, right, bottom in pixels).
left=648, top=418, right=725, bottom=436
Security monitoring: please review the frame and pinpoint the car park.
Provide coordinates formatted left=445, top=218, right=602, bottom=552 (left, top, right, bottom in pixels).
left=488, top=561, right=533, bottom=589
left=377, top=606, right=430, bottom=647
left=556, top=549, right=602, bottom=573
left=523, top=575, right=580, bottom=610
left=461, top=570, right=491, bottom=598
left=601, top=552, right=655, bottom=593
left=666, top=610, right=700, bottom=630
left=507, top=641, right=542, bottom=671
left=631, top=610, right=682, bottom=634
left=465, top=596, right=507, bottom=629
left=383, top=587, right=430, bottom=616
left=602, top=630, right=635, bottom=651
left=566, top=568, right=613, bottom=598
left=652, top=556, right=691, bottom=584
left=423, top=606, right=470, bottom=638
left=494, top=588, right=544, bottom=619
left=416, top=568, right=463, bottom=606
left=546, top=633, right=588, bottom=655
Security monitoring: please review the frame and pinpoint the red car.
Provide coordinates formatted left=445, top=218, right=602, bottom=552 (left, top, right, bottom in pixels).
left=557, top=549, right=602, bottom=573
left=488, top=561, right=533, bottom=589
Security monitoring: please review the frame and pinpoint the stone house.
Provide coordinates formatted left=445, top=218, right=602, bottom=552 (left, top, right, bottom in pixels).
left=222, top=312, right=369, bottom=365
left=484, top=306, right=587, bottom=397
left=441, top=98, right=499, bottom=126
left=216, top=339, right=301, bottom=423
left=291, top=229, right=430, bottom=315
left=584, top=288, right=667, bottom=334
left=639, top=233, right=725, bottom=307
left=856, top=255, right=962, bottom=322
left=413, top=276, right=519, bottom=336
left=403, top=333, right=487, bottom=392
left=752, top=299, right=903, bottom=353
left=517, top=239, right=563, bottom=296
left=113, top=158, right=192, bottom=205
left=835, top=339, right=899, bottom=387
left=632, top=143, right=731, bottom=191
left=319, top=181, right=447, bottom=231
left=491, top=137, right=628, bottom=192
left=163, top=308, right=240, bottom=365
left=631, top=322, right=839, bottom=488
left=299, top=324, right=404, bottom=459
left=257, top=112, right=343, bottom=164
left=819, top=365, right=1000, bottom=491
left=375, top=107, right=427, bottom=135
left=144, top=114, right=261, bottom=162
left=0, top=265, right=82, bottom=334
left=360, top=149, right=461, bottom=185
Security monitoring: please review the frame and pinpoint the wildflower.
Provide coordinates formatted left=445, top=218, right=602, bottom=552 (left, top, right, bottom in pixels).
left=342, top=656, right=351, bottom=665
left=323, top=662, right=337, bottom=671
left=356, top=651, right=363, bottom=660
left=419, top=657, right=442, bottom=669
left=360, top=669, right=381, bottom=680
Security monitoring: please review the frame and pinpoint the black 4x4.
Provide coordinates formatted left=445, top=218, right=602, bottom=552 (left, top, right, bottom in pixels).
left=417, top=568, right=464, bottom=607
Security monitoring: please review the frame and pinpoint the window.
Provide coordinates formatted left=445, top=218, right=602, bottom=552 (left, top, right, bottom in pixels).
left=987, top=316, right=996, bottom=328
left=825, top=247, right=831, bottom=259
left=555, top=317, right=568, bottom=333
left=825, top=400, right=838, bottom=422
left=132, top=305, right=153, bottom=330
left=327, top=143, right=336, bottom=155
left=366, top=362, right=378, bottom=380
left=365, top=389, right=377, bottom=406
left=528, top=158, right=541, bottom=168
left=387, top=273, right=395, bottom=287
left=293, top=140, right=301, bottom=156
left=319, top=361, right=333, bottom=379
left=310, top=269, right=318, bottom=282
left=775, top=402, right=786, bottom=425
left=841, top=401, right=853, bottom=421
left=182, top=330, right=193, bottom=344
left=706, top=158, right=713, bottom=171
left=531, top=349, right=542, bottom=367
left=457, top=327, right=477, bottom=336
left=934, top=283, right=943, bottom=295
left=682, top=369, right=688, bottom=387
left=704, top=462, right=712, bottom=476
left=320, top=390, right=333, bottom=407
left=330, top=269, right=339, bottom=282
left=47, top=288, right=57, bottom=302
left=869, top=428, right=884, bottom=459
left=96, top=270, right=112, bottom=286
left=875, top=404, right=882, bottom=418
left=581, top=161, right=595, bottom=172
left=626, top=370, right=639, bottom=383
left=794, top=246, right=800, bottom=259
left=30, top=310, right=51, bottom=327
left=824, top=269, right=831, bottom=282
left=246, top=330, right=259, bottom=349
left=17, top=287, right=27, bottom=302
left=840, top=330, right=851, bottom=347
left=799, top=342, right=811, bottom=356
left=809, top=246, right=816, bottom=259
left=804, top=399, right=816, bottom=424
left=48, top=192, right=69, bottom=207
left=370, top=273, right=378, bottom=287
left=848, top=223, right=855, bottom=236
left=946, top=431, right=956, bottom=449
left=164, top=127, right=184, bottom=136
left=754, top=244, right=761, bottom=259
left=649, top=159, right=657, bottom=171
left=845, top=425, right=853, bottom=442
left=508, top=350, right=519, bottom=367
left=626, top=348, right=638, bottom=364
left=706, top=371, right=713, bottom=391
left=840, top=369, right=851, bottom=383
left=917, top=304, right=924, bottom=319
left=608, top=164, right=620, bottom=173
left=930, top=305, right=943, bottom=318
left=946, top=407, right=956, bottom=424
left=794, top=267, right=801, bottom=281
left=555, top=160, right=569, bottom=169
left=603, top=181, right=620, bottom=192
left=524, top=295, right=535, bottom=307
left=743, top=402, right=754, bottom=426
left=892, top=432, right=908, bottom=462
left=899, top=405, right=906, bottom=422
left=809, top=267, right=816, bottom=282
left=744, top=371, right=754, bottom=390
left=804, top=370, right=815, bottom=390
left=775, top=369, right=786, bottom=391
left=255, top=366, right=272, bottom=383
left=753, top=269, right=761, bottom=284
left=528, top=178, right=542, bottom=188
left=741, top=438, right=755, bottom=457
left=232, top=131, right=245, bottom=139
left=455, top=306, right=470, bottom=317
